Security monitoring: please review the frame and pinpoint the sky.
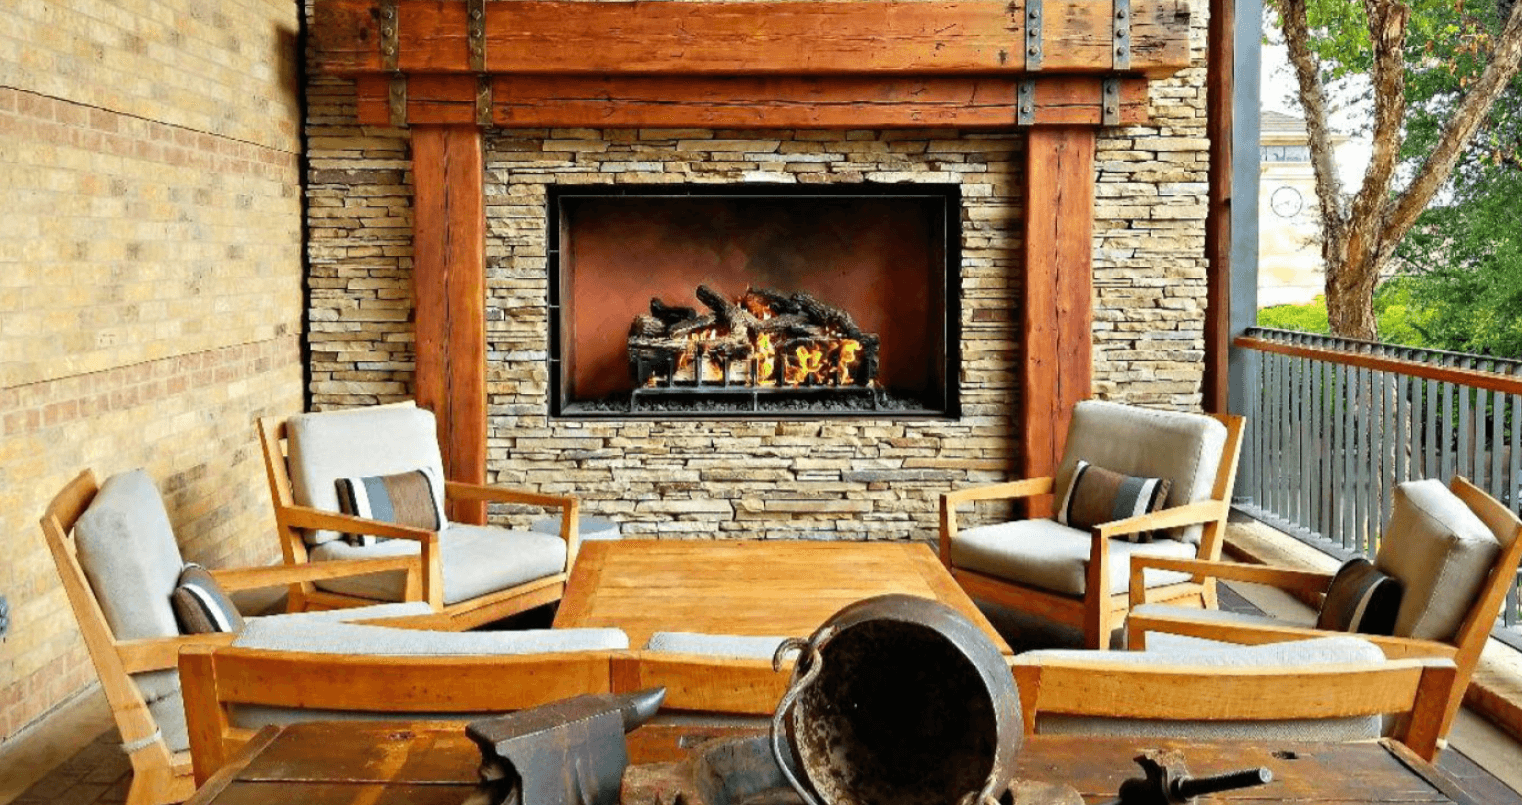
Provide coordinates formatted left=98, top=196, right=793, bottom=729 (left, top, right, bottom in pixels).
left=1261, top=34, right=1376, bottom=187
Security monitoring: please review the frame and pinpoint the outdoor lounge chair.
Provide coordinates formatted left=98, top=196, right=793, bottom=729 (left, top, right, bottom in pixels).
left=1125, top=475, right=1522, bottom=745
left=258, top=402, right=580, bottom=630
left=42, top=469, right=441, bottom=805
left=1011, top=636, right=1456, bottom=761
left=940, top=400, right=1245, bottom=648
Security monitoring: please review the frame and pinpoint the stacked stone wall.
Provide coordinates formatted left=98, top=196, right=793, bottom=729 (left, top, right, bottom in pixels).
left=303, top=3, right=1209, bottom=540
left=0, top=0, right=304, bottom=740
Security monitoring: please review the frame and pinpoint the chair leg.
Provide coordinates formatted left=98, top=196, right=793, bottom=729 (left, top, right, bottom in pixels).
left=1084, top=599, right=1113, bottom=650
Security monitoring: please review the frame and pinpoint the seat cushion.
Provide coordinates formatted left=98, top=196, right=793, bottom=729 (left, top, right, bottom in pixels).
left=951, top=519, right=1195, bottom=596
left=233, top=621, right=629, bottom=654
left=1053, top=401, right=1228, bottom=544
left=644, top=632, right=789, bottom=659
left=1021, top=636, right=1387, bottom=741
left=309, top=523, right=567, bottom=605
left=1375, top=479, right=1501, bottom=641
left=73, top=469, right=185, bottom=642
left=286, top=404, right=448, bottom=546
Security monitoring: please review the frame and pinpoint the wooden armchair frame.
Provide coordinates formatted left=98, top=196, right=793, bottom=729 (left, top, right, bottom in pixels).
left=41, top=470, right=420, bottom=805
left=940, top=413, right=1245, bottom=649
left=1010, top=654, right=1458, bottom=761
left=179, top=645, right=794, bottom=785
left=1125, top=475, right=1522, bottom=743
left=257, top=413, right=580, bottom=630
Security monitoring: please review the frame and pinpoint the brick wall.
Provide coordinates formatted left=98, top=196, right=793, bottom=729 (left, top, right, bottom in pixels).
left=0, top=0, right=306, bottom=740
left=302, top=3, right=1209, bottom=538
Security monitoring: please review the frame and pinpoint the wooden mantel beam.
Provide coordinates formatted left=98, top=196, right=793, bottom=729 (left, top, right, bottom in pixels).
left=313, top=0, right=1191, bottom=79
left=355, top=74, right=1151, bottom=130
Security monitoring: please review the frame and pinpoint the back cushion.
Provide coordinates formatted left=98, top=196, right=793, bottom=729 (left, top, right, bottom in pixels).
left=1375, top=480, right=1500, bottom=641
left=287, top=404, right=448, bottom=545
left=73, top=470, right=184, bottom=641
left=1053, top=401, right=1229, bottom=544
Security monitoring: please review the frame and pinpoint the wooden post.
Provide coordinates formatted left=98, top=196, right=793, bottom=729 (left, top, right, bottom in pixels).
left=411, top=125, right=488, bottom=524
left=1022, top=127, right=1095, bottom=516
left=1202, top=0, right=1234, bottom=414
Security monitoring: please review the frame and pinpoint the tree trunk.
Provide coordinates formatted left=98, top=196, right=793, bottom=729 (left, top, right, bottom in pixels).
left=1277, top=0, right=1522, bottom=341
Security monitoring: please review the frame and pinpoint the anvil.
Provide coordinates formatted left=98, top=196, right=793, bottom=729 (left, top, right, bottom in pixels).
left=465, top=688, right=667, bottom=805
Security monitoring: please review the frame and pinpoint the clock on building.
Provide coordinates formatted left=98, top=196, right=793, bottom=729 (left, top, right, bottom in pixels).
left=1271, top=186, right=1304, bottom=218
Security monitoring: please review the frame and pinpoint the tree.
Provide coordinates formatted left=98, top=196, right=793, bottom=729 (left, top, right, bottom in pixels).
left=1273, top=0, right=1522, bottom=339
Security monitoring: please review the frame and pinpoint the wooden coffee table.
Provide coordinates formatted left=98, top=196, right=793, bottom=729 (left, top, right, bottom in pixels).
left=188, top=721, right=1484, bottom=805
left=552, top=539, right=1012, bottom=654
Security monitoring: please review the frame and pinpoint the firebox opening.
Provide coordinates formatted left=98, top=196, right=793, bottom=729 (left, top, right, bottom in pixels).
left=549, top=185, right=961, bottom=419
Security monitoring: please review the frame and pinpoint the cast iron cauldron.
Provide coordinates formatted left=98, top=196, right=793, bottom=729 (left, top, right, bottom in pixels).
left=770, top=594, right=1022, bottom=805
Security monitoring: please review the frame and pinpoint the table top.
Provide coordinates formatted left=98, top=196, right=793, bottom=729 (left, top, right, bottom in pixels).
left=552, top=539, right=1011, bottom=655
left=188, top=721, right=1483, bottom=805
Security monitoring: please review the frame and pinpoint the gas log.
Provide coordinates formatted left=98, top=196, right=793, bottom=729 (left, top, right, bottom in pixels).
left=628, top=286, right=880, bottom=390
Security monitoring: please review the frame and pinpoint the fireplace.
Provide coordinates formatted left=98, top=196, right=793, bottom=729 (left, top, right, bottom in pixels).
left=549, top=185, right=961, bottom=418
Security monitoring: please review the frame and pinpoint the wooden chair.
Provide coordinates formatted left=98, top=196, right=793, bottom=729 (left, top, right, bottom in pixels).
left=940, top=401, right=1245, bottom=648
left=1010, top=648, right=1458, bottom=761
left=1126, top=475, right=1522, bottom=745
left=258, top=402, right=580, bottom=630
left=179, top=645, right=616, bottom=785
left=42, top=470, right=419, bottom=805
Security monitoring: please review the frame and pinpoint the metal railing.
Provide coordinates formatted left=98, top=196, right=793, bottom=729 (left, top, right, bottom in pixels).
left=1234, top=328, right=1522, bottom=642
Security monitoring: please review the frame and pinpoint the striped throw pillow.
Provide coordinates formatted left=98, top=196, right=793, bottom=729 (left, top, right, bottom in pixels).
left=170, top=564, right=245, bottom=635
left=334, top=467, right=445, bottom=547
left=1316, top=558, right=1403, bottom=635
left=1056, top=460, right=1173, bottom=542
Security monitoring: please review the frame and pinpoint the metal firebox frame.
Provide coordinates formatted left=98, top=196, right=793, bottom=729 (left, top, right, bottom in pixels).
left=547, top=183, right=962, bottom=420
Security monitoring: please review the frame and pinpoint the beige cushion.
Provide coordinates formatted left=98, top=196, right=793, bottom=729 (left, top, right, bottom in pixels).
left=1019, top=636, right=1388, bottom=741
left=73, top=469, right=185, bottom=642
left=309, top=523, right=567, bottom=605
left=950, top=519, right=1195, bottom=596
left=286, top=403, right=447, bottom=546
left=1053, top=401, right=1228, bottom=544
left=1375, top=480, right=1501, bottom=641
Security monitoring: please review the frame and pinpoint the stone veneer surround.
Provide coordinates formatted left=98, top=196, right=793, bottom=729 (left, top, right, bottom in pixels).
left=305, top=0, right=1208, bottom=541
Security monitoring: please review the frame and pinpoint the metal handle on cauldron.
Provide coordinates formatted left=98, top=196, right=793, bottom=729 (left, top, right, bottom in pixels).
left=771, top=637, right=826, bottom=805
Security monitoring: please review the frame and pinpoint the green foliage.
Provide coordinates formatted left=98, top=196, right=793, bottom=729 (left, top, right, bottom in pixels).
left=1257, top=296, right=1331, bottom=334
left=1391, top=171, right=1522, bottom=357
left=1256, top=290, right=1430, bottom=345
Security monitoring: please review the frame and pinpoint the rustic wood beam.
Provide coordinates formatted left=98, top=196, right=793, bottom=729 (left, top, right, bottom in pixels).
left=315, top=0, right=1191, bottom=79
left=411, top=125, right=487, bottom=525
left=356, top=75, right=1151, bottom=129
left=1202, top=0, right=1234, bottom=414
left=1022, top=127, right=1096, bottom=517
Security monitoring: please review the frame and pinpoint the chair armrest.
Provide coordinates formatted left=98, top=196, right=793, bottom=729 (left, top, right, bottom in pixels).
left=1124, top=606, right=1458, bottom=661
left=941, top=477, right=1055, bottom=507
left=1093, top=500, right=1229, bottom=540
left=446, top=481, right=576, bottom=510
left=278, top=505, right=438, bottom=543
left=117, top=633, right=236, bottom=674
left=208, top=556, right=420, bottom=592
left=1129, top=556, right=1334, bottom=603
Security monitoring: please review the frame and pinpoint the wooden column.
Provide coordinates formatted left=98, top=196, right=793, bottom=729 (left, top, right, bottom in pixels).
left=411, top=125, right=487, bottom=524
left=1202, top=0, right=1234, bottom=414
left=1021, top=127, right=1096, bottom=516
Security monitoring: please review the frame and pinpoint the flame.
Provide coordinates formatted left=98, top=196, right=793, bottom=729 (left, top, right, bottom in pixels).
left=636, top=289, right=871, bottom=390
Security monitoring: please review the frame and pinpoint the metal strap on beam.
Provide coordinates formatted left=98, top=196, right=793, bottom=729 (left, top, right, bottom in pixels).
left=1017, top=80, right=1036, bottom=125
left=388, top=75, right=407, bottom=128
left=476, top=75, right=493, bottom=127
left=1102, top=78, right=1121, bottom=125
left=467, top=0, right=487, bottom=72
left=1113, top=0, right=1132, bottom=70
left=379, top=0, right=400, bottom=72
left=1024, top=0, right=1043, bottom=71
